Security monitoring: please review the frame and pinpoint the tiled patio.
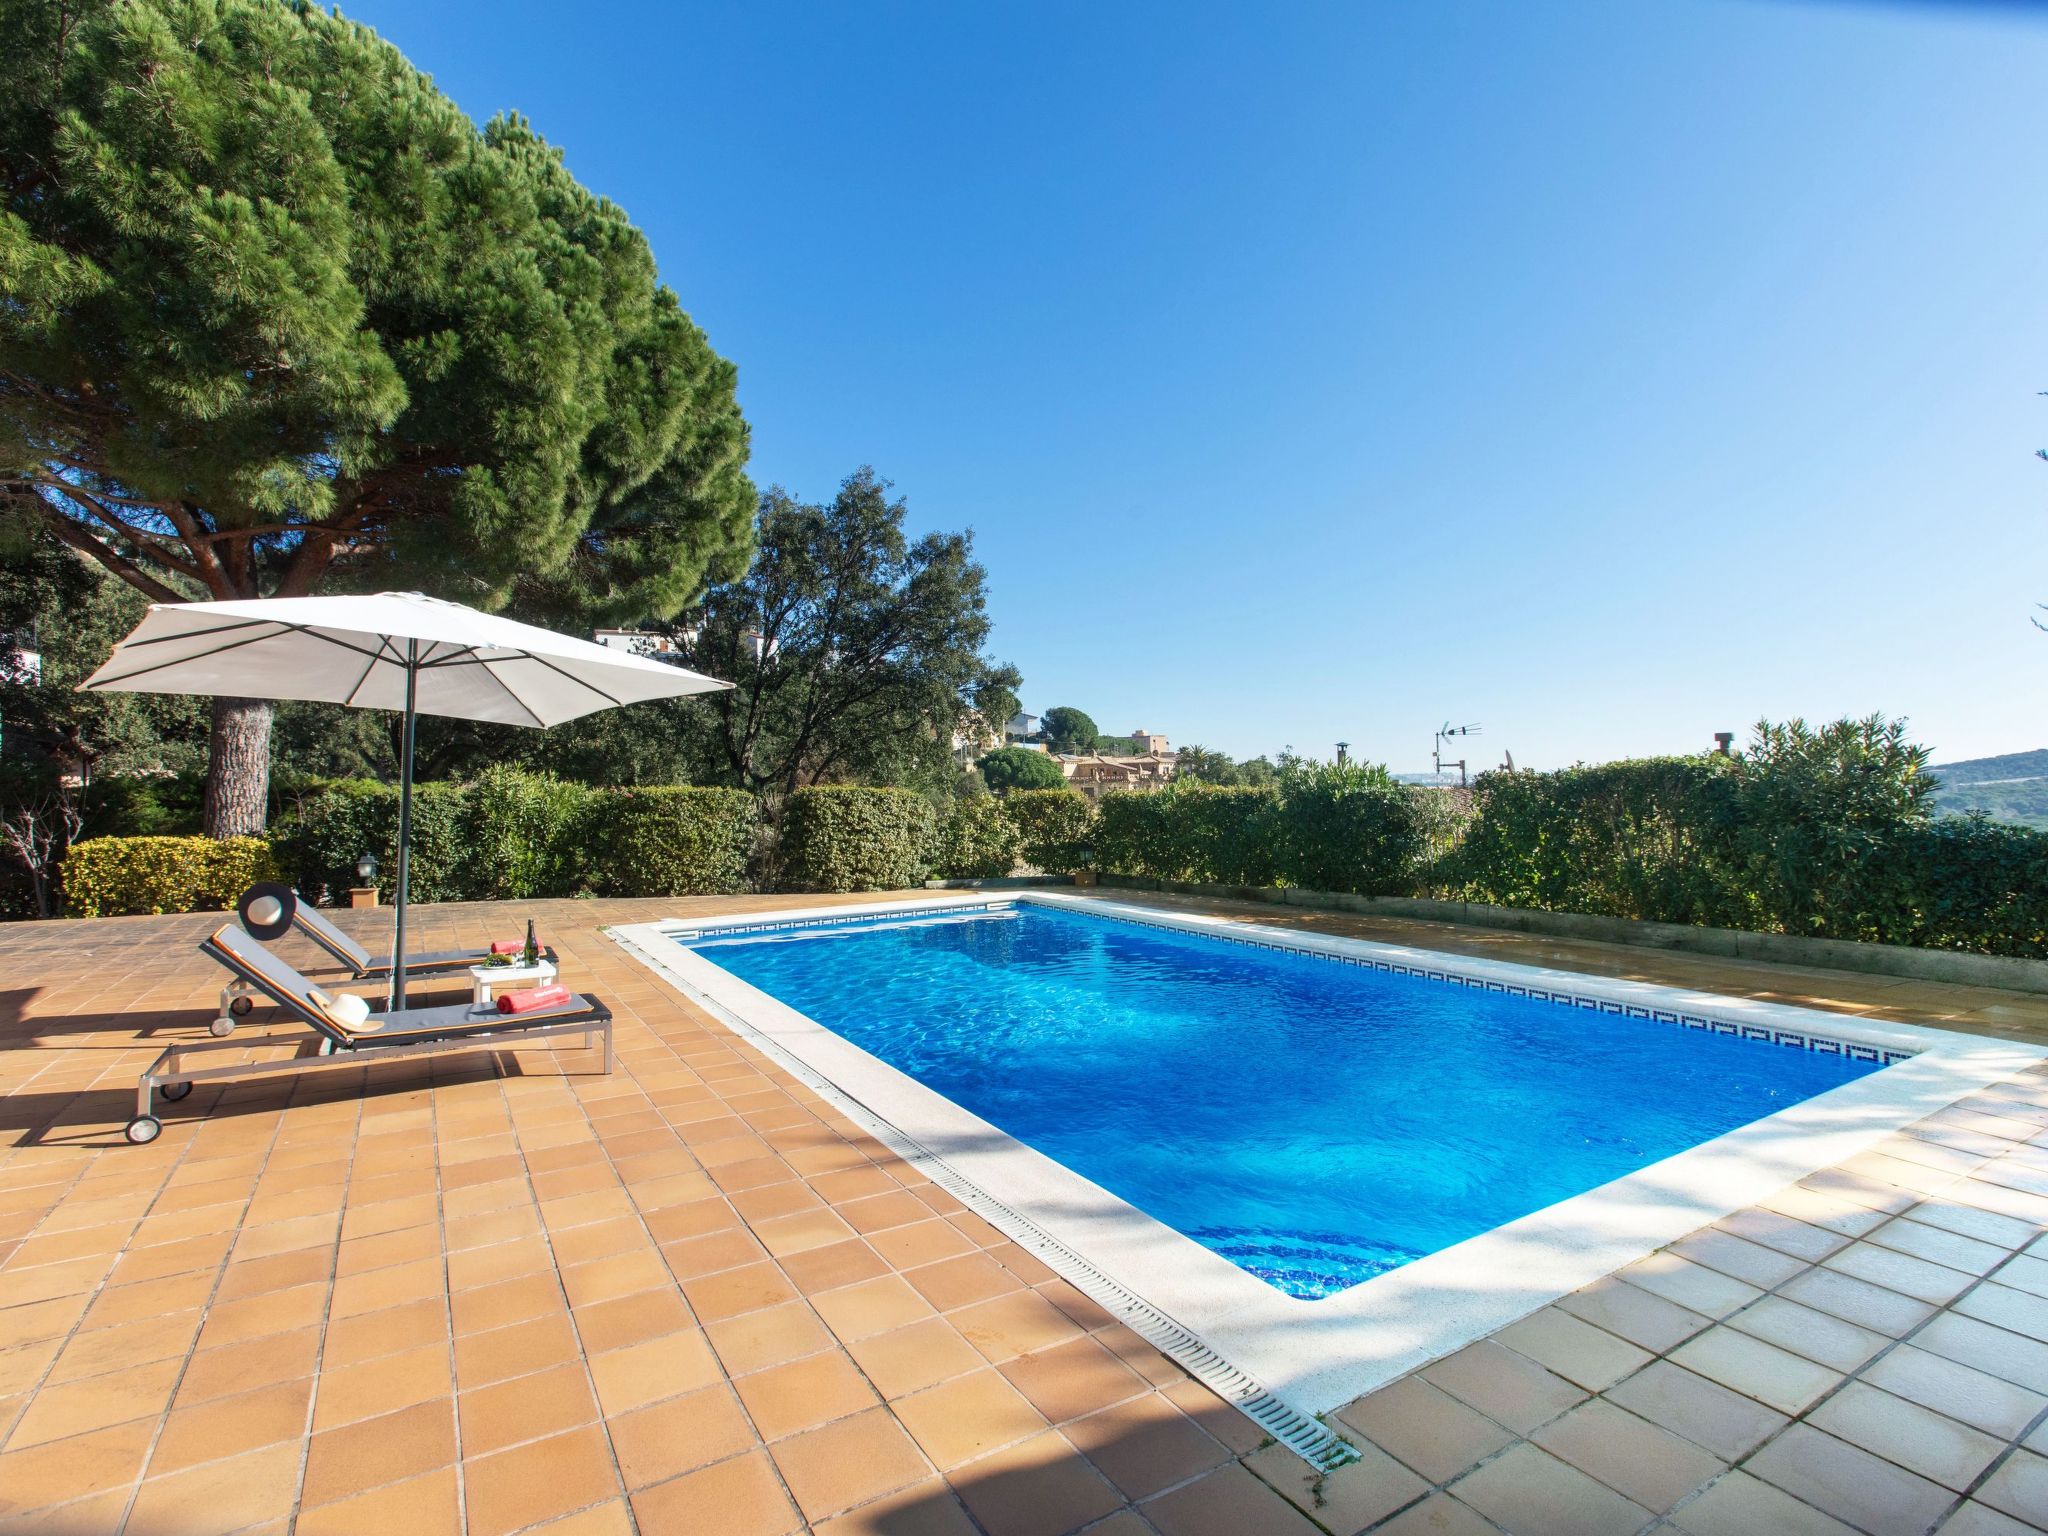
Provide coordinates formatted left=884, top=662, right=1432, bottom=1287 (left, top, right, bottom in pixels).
left=1, top=891, right=2046, bottom=1536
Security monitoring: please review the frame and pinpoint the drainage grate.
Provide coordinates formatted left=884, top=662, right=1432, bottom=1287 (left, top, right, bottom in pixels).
left=610, top=925, right=1360, bottom=1472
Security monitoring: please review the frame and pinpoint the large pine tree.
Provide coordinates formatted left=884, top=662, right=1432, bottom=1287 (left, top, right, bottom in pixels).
left=0, top=0, right=755, bottom=834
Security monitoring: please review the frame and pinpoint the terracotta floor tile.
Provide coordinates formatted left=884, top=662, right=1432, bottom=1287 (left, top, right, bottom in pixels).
left=1334, top=1375, right=1518, bottom=1484
left=948, top=1289, right=1085, bottom=1365
left=323, top=1298, right=449, bottom=1370
left=47, top=1308, right=203, bottom=1385
left=680, top=1260, right=800, bottom=1323
left=311, top=1340, right=454, bottom=1431
left=867, top=1219, right=978, bottom=1271
left=1745, top=1424, right=1953, bottom=1536
left=778, top=1237, right=891, bottom=1297
left=464, top=1423, right=622, bottom=1536
left=1141, top=1461, right=1322, bottom=1536
left=945, top=1428, right=1122, bottom=1536
left=195, top=1280, right=330, bottom=1350
left=454, top=1311, right=582, bottom=1391
left=903, top=1252, right=1022, bottom=1313
left=609, top=1382, right=758, bottom=1487
left=1862, top=1342, right=2048, bottom=1437
left=895, top=1369, right=1049, bottom=1470
left=850, top=1317, right=996, bottom=1402
left=126, top=1440, right=302, bottom=1535
left=301, top=1398, right=459, bottom=1510
left=1805, top=1381, right=2005, bottom=1491
left=1531, top=1398, right=1725, bottom=1513
left=1452, top=1442, right=1654, bottom=1536
left=4, top=1355, right=182, bottom=1450
left=149, top=1377, right=313, bottom=1475
left=573, top=1285, right=694, bottom=1354
left=562, top=1249, right=671, bottom=1308
left=771, top=1406, right=933, bottom=1521
left=630, top=1449, right=801, bottom=1536
left=452, top=1271, right=566, bottom=1337
left=586, top=1329, right=724, bottom=1416
left=1420, top=1339, right=1587, bottom=1434
left=1245, top=1438, right=1429, bottom=1534
left=812, top=1275, right=936, bottom=1342
left=734, top=1349, right=879, bottom=1439
left=1496, top=1305, right=1655, bottom=1392
left=1605, top=1361, right=1790, bottom=1462
left=812, top=1479, right=982, bottom=1536
left=1064, top=1391, right=1229, bottom=1500
left=295, top=1466, right=463, bottom=1536
left=1667, top=1327, right=1844, bottom=1415
left=0, top=1417, right=156, bottom=1517
left=459, top=1360, right=599, bottom=1458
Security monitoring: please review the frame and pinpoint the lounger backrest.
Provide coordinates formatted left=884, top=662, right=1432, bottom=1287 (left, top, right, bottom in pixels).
left=292, top=902, right=374, bottom=971
left=203, top=924, right=355, bottom=1047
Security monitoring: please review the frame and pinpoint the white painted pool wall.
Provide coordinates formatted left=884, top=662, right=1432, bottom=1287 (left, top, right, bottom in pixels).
left=612, top=892, right=2047, bottom=1416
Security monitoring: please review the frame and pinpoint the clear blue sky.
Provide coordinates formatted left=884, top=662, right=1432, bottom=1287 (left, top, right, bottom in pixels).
left=343, top=0, right=2048, bottom=771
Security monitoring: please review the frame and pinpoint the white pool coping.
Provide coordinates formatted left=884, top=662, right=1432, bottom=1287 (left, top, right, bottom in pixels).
left=611, top=891, right=2047, bottom=1418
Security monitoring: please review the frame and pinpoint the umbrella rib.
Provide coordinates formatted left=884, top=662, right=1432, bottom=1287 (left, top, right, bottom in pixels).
left=341, top=636, right=400, bottom=708
left=106, top=618, right=272, bottom=649
left=478, top=657, right=549, bottom=728
left=84, top=626, right=292, bottom=689
left=524, top=652, right=625, bottom=707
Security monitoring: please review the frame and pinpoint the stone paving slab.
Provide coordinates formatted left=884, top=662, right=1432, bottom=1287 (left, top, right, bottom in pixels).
left=0, top=892, right=2045, bottom=1534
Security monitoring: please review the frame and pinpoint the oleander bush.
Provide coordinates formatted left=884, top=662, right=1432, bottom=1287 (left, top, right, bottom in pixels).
left=584, top=787, right=757, bottom=896
left=1000, top=789, right=1095, bottom=875
left=929, top=794, right=1021, bottom=879
left=779, top=786, right=936, bottom=892
left=65, top=835, right=280, bottom=918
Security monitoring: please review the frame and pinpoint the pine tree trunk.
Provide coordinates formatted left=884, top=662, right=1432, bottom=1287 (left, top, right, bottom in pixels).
left=204, top=697, right=273, bottom=839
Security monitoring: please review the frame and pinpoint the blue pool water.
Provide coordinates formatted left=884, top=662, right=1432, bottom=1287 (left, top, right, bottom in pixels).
left=682, top=905, right=1883, bottom=1298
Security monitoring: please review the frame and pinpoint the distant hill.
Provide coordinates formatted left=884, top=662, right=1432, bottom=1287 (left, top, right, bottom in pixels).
left=1928, top=749, right=2048, bottom=830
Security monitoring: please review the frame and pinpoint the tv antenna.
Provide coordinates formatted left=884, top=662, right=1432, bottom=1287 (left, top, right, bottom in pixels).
left=1434, top=721, right=1481, bottom=787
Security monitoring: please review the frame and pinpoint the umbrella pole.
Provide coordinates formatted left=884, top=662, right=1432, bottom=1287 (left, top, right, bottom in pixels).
left=388, top=642, right=418, bottom=1013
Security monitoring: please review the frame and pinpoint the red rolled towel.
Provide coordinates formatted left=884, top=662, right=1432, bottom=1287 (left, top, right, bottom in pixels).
left=498, top=983, right=571, bottom=1015
left=489, top=939, right=522, bottom=955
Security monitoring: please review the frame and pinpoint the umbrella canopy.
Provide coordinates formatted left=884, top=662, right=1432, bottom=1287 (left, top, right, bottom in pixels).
left=80, top=591, right=727, bottom=728
left=83, top=592, right=731, bottom=1007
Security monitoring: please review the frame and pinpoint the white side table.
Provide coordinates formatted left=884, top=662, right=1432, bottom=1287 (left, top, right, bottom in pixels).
left=470, top=958, right=559, bottom=1007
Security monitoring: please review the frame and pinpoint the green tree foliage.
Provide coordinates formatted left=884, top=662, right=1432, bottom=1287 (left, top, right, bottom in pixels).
left=977, top=746, right=1065, bottom=794
left=1172, top=744, right=1277, bottom=788
left=1000, top=789, right=1095, bottom=875
left=678, top=470, right=1019, bottom=800
left=0, top=0, right=755, bottom=834
left=930, top=794, right=1020, bottom=879
left=1040, top=707, right=1098, bottom=754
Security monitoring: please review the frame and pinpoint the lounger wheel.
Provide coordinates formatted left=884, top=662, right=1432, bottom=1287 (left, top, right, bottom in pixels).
left=229, top=995, right=254, bottom=1017
left=160, top=1080, right=192, bottom=1102
left=125, top=1115, right=161, bottom=1145
left=209, top=1016, right=235, bottom=1038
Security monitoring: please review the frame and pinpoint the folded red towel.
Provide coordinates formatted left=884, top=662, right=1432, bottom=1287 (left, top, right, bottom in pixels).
left=489, top=939, right=521, bottom=955
left=498, top=983, right=571, bottom=1015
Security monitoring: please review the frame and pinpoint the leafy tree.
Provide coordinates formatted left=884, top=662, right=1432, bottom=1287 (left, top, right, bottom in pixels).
left=978, top=746, right=1066, bottom=794
left=1173, top=744, right=1236, bottom=784
left=1041, top=706, right=1098, bottom=754
left=0, top=0, right=755, bottom=836
left=677, top=469, right=1019, bottom=801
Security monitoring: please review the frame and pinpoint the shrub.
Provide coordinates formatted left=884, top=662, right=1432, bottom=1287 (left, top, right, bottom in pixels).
left=460, top=767, right=594, bottom=901
left=930, top=795, right=1020, bottom=879
left=977, top=746, right=1066, bottom=794
left=65, top=835, right=279, bottom=918
left=1096, top=784, right=1277, bottom=885
left=1266, top=758, right=1425, bottom=896
left=780, top=787, right=935, bottom=892
left=270, top=778, right=471, bottom=904
left=585, top=787, right=757, bottom=896
left=1002, top=789, right=1095, bottom=875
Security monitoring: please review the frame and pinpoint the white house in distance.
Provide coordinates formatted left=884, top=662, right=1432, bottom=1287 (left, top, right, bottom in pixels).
left=1005, top=712, right=1041, bottom=741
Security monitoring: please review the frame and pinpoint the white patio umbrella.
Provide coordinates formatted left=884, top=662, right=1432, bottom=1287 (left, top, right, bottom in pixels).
left=81, top=592, right=731, bottom=1006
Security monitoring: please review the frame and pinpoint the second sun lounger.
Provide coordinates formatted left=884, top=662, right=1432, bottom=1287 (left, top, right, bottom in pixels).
left=131, top=923, right=611, bottom=1145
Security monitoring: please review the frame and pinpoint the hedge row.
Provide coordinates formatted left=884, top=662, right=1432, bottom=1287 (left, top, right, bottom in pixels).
left=271, top=769, right=760, bottom=904
left=65, top=836, right=280, bottom=919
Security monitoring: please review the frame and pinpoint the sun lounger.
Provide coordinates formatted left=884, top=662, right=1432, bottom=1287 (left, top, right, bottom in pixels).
left=128, top=924, right=611, bottom=1145
left=210, top=883, right=559, bottom=1034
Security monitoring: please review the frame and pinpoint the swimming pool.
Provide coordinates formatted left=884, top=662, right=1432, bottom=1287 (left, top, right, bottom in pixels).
left=617, top=892, right=2041, bottom=1419
left=679, top=902, right=1880, bottom=1299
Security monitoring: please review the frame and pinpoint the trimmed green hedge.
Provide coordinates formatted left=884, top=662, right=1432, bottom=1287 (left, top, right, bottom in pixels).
left=780, top=787, right=935, bottom=892
left=1095, top=784, right=1276, bottom=885
left=930, top=795, right=1020, bottom=880
left=585, top=787, right=757, bottom=896
left=1001, top=789, right=1095, bottom=875
left=273, top=772, right=758, bottom=902
left=66, top=836, right=280, bottom=918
